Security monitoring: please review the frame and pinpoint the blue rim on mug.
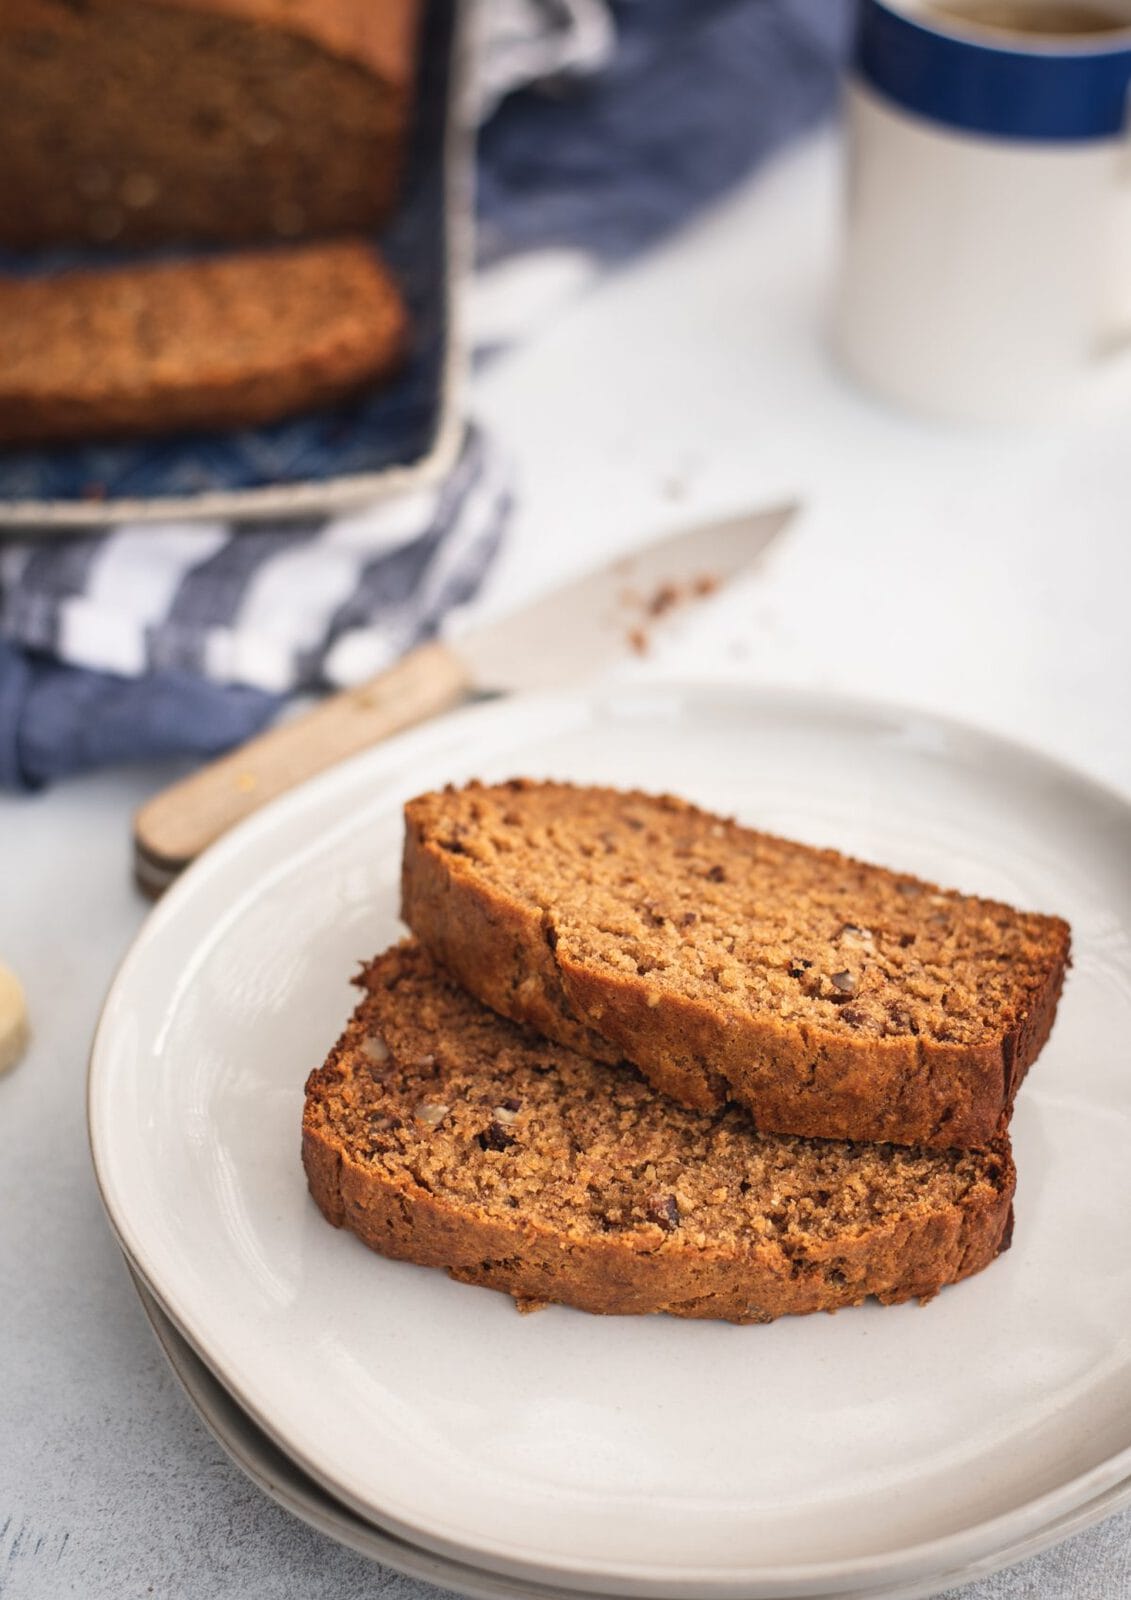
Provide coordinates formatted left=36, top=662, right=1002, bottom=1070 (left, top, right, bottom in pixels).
left=855, top=0, right=1131, bottom=139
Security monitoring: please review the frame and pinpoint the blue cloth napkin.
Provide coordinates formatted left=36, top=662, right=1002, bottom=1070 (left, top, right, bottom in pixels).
left=0, top=0, right=849, bottom=790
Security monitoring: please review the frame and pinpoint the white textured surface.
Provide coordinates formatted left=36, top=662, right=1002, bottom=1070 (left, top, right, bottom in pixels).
left=2, top=127, right=1130, bottom=1597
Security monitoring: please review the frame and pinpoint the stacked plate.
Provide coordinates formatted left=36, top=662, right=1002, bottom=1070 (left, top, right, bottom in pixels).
left=89, top=686, right=1131, bottom=1600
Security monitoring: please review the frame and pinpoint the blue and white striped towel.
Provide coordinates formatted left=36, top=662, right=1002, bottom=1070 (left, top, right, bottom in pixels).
left=0, top=0, right=849, bottom=790
left=0, top=424, right=508, bottom=693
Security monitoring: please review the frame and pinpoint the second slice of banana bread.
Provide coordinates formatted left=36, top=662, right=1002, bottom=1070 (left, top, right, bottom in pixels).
left=303, top=941, right=1015, bottom=1323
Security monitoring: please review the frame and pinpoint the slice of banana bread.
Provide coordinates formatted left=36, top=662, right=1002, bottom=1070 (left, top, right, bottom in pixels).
left=302, top=943, right=1015, bottom=1323
left=0, top=240, right=409, bottom=445
left=0, top=0, right=420, bottom=249
left=402, top=782, right=1070, bottom=1149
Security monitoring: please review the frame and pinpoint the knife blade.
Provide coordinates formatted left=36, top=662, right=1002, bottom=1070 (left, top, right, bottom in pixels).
left=132, top=501, right=795, bottom=896
left=457, top=502, right=794, bottom=693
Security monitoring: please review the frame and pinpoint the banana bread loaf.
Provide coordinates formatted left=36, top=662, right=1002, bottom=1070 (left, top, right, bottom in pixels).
left=402, top=781, right=1070, bottom=1149
left=0, top=240, right=409, bottom=445
left=0, top=0, right=421, bottom=248
left=302, top=942, right=1016, bottom=1323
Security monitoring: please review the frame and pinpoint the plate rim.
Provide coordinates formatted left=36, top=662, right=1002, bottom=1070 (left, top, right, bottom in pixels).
left=126, top=1255, right=1131, bottom=1600
left=88, top=681, right=1131, bottom=1595
left=125, top=1268, right=605, bottom=1600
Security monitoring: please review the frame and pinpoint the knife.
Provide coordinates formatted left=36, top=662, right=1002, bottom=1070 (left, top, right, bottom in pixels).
left=132, top=501, right=796, bottom=896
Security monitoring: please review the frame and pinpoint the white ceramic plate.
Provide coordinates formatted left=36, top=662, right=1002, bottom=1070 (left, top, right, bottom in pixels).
left=89, top=686, right=1131, bottom=1598
left=125, top=1272, right=606, bottom=1600
left=126, top=1262, right=1131, bottom=1600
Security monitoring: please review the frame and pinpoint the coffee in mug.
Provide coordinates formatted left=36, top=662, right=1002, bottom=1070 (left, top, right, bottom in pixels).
left=928, top=2, right=1130, bottom=33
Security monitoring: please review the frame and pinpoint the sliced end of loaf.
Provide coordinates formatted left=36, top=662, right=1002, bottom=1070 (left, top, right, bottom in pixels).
left=0, top=0, right=421, bottom=248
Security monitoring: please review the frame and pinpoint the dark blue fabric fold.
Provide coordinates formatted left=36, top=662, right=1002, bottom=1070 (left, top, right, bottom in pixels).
left=0, top=641, right=279, bottom=790
left=478, top=0, right=850, bottom=263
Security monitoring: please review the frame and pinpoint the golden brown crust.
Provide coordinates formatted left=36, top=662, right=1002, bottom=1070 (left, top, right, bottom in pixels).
left=0, top=241, right=409, bottom=445
left=401, top=782, right=1071, bottom=1150
left=145, top=0, right=419, bottom=86
left=301, top=943, right=1017, bottom=1323
left=0, top=0, right=421, bottom=86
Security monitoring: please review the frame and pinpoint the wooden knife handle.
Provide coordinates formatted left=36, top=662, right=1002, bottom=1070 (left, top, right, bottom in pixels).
left=133, top=641, right=470, bottom=892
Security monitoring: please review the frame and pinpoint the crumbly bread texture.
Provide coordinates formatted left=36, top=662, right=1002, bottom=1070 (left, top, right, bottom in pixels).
left=0, top=0, right=420, bottom=248
left=0, top=241, right=409, bottom=446
left=402, top=782, right=1070, bottom=1149
left=302, top=943, right=1016, bottom=1323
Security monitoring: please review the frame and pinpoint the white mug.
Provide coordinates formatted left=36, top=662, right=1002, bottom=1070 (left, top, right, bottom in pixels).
left=833, top=0, right=1131, bottom=422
